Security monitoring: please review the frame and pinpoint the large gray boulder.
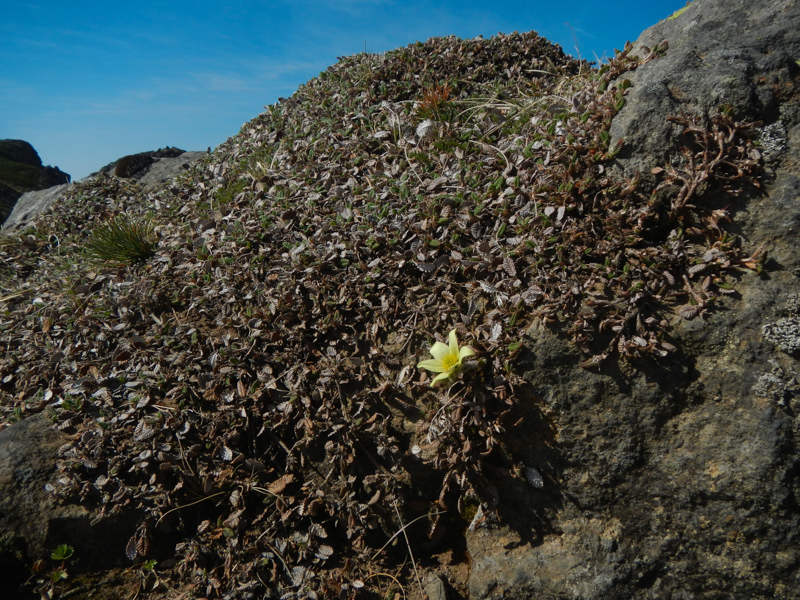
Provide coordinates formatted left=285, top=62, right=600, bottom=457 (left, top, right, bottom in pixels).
left=0, top=414, right=141, bottom=598
left=0, top=140, right=70, bottom=225
left=1, top=183, right=73, bottom=232
left=135, top=150, right=206, bottom=188
left=90, top=147, right=207, bottom=185
left=1, top=150, right=206, bottom=232
left=609, top=0, right=800, bottom=184
left=466, top=0, right=800, bottom=598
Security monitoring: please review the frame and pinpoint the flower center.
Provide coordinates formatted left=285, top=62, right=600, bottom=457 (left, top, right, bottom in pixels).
left=441, top=354, right=458, bottom=371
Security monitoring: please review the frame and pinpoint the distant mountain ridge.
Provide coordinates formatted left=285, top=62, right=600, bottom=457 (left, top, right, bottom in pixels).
left=0, top=139, right=70, bottom=225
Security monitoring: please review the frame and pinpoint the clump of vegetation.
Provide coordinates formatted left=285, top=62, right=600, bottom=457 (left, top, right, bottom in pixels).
left=85, top=214, right=156, bottom=264
left=28, top=544, right=75, bottom=597
left=0, top=31, right=764, bottom=600
left=416, top=81, right=455, bottom=122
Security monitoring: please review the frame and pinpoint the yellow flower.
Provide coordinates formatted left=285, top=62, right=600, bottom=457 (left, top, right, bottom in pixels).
left=417, top=329, right=475, bottom=386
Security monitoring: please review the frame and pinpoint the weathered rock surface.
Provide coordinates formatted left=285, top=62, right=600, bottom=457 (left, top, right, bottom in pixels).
left=90, top=147, right=206, bottom=184
left=609, top=0, right=800, bottom=184
left=1, top=183, right=73, bottom=232
left=1, top=149, right=206, bottom=232
left=135, top=150, right=206, bottom=188
left=466, top=0, right=800, bottom=598
left=0, top=140, right=70, bottom=225
left=0, top=414, right=141, bottom=599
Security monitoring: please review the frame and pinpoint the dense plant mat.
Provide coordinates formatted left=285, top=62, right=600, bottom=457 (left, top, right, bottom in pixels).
left=0, top=32, right=761, bottom=598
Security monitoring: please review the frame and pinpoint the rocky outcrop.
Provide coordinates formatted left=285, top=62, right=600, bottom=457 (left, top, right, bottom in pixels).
left=91, top=147, right=206, bottom=182
left=135, top=150, right=206, bottom=188
left=0, top=140, right=70, bottom=225
left=609, top=0, right=800, bottom=184
left=1, top=149, right=206, bottom=232
left=1, top=183, right=73, bottom=232
left=0, top=140, right=43, bottom=168
left=0, top=414, right=141, bottom=598
left=466, top=1, right=800, bottom=598
left=0, top=181, right=19, bottom=224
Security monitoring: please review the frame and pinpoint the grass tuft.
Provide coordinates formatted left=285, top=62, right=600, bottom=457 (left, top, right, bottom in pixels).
left=86, top=214, right=156, bottom=264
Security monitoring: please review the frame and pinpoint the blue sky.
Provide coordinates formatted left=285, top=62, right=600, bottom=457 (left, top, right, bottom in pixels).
left=1, top=1, right=687, bottom=181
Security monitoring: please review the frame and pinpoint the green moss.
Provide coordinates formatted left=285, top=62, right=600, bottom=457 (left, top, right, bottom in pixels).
left=667, top=2, right=692, bottom=21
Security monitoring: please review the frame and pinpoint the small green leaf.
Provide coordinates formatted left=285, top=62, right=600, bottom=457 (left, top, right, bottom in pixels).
left=51, top=568, right=69, bottom=583
left=51, top=544, right=74, bottom=562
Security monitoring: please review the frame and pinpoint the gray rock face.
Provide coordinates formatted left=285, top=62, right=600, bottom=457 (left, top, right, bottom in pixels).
left=0, top=413, right=140, bottom=596
left=609, top=0, right=800, bottom=184
left=0, top=139, right=70, bottom=225
left=466, top=0, right=800, bottom=598
left=135, top=150, right=206, bottom=188
left=1, top=183, right=72, bottom=232
left=0, top=150, right=206, bottom=232
left=90, top=147, right=206, bottom=185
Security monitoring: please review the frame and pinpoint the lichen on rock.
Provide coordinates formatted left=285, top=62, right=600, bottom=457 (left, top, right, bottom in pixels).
left=763, top=317, right=800, bottom=354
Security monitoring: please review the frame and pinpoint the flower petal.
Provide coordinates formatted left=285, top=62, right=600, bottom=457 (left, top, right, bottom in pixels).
left=448, top=329, right=459, bottom=357
left=459, top=346, right=475, bottom=360
left=417, top=358, right=446, bottom=372
left=429, top=341, right=451, bottom=361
